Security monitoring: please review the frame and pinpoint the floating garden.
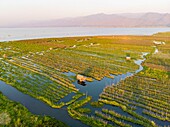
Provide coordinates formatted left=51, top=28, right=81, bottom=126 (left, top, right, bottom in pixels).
left=0, top=92, right=68, bottom=127
left=0, top=33, right=170, bottom=126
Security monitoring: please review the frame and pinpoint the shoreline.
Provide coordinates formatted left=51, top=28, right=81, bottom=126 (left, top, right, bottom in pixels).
left=0, top=27, right=170, bottom=42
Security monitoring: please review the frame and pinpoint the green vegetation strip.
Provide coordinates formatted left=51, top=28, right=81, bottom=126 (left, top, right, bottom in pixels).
left=0, top=92, right=68, bottom=127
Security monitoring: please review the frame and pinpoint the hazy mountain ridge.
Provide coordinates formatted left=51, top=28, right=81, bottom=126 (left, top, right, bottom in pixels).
left=14, top=12, right=170, bottom=27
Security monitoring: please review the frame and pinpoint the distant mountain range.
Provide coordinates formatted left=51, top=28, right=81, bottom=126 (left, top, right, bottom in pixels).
left=16, top=12, right=170, bottom=27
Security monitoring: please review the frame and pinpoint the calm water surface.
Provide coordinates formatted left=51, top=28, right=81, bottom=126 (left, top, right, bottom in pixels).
left=0, top=27, right=170, bottom=42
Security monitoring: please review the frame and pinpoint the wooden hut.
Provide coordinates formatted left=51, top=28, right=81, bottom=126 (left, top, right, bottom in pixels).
left=126, top=53, right=131, bottom=60
left=76, top=74, right=86, bottom=82
left=126, top=56, right=131, bottom=60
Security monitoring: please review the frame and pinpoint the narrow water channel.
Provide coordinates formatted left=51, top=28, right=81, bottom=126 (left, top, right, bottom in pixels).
left=0, top=81, right=88, bottom=127
left=0, top=53, right=148, bottom=127
left=64, top=53, right=147, bottom=102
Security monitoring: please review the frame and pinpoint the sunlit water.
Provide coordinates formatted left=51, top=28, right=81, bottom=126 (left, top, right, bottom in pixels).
left=0, top=27, right=170, bottom=42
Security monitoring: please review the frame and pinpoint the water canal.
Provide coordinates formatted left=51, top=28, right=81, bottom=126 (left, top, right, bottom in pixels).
left=1, top=51, right=168, bottom=127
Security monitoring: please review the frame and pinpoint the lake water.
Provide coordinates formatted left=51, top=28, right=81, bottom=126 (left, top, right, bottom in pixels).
left=0, top=27, right=170, bottom=42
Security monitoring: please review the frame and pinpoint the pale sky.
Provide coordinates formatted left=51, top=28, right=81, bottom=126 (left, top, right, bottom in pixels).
left=0, top=0, right=170, bottom=26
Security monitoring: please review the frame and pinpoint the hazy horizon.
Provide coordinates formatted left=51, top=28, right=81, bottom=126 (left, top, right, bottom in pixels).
left=0, top=0, right=170, bottom=27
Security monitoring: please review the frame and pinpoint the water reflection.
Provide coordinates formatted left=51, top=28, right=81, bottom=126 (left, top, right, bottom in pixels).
left=77, top=80, right=87, bottom=86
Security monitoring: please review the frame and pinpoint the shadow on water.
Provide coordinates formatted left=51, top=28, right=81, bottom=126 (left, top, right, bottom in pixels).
left=77, top=80, right=87, bottom=86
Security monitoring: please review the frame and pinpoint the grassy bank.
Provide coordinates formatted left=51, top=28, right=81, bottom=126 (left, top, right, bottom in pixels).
left=0, top=92, right=68, bottom=127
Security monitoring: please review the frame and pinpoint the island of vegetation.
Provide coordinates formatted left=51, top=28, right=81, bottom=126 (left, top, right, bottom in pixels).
left=0, top=32, right=169, bottom=127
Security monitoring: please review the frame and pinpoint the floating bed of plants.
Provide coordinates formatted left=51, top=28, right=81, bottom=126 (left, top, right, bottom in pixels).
left=0, top=34, right=170, bottom=126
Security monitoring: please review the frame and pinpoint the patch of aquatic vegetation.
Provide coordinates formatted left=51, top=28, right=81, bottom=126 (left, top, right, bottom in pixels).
left=153, top=31, right=170, bottom=37
left=0, top=36, right=153, bottom=80
left=0, top=112, right=11, bottom=125
left=0, top=59, right=77, bottom=108
left=0, top=34, right=170, bottom=126
left=64, top=35, right=170, bottom=127
left=0, top=92, right=68, bottom=127
left=97, top=35, right=170, bottom=126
